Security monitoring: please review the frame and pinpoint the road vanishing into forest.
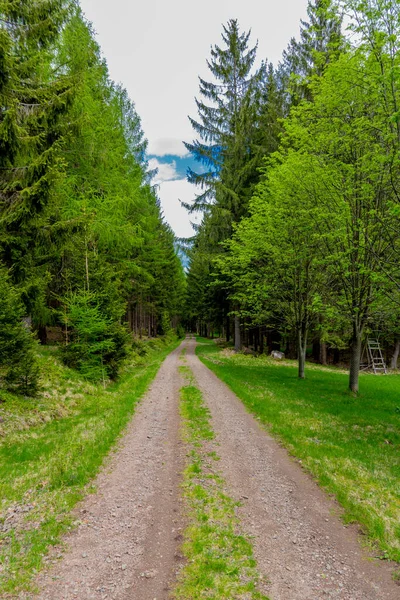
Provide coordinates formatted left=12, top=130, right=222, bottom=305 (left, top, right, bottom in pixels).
left=21, top=339, right=398, bottom=600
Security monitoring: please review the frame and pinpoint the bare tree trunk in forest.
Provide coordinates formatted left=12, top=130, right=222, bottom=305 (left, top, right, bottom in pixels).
left=297, top=326, right=307, bottom=379
left=226, top=317, right=230, bottom=343
left=260, top=328, right=264, bottom=354
left=320, top=342, right=327, bottom=365
left=234, top=314, right=241, bottom=352
left=312, top=339, right=320, bottom=362
left=390, top=339, right=400, bottom=370
left=267, top=331, right=272, bottom=354
left=349, top=324, right=363, bottom=394
left=37, top=325, right=47, bottom=345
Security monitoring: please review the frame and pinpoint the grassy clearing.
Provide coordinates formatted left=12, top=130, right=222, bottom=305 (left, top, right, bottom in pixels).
left=196, top=338, right=400, bottom=565
left=0, top=336, right=180, bottom=596
left=174, top=365, right=269, bottom=599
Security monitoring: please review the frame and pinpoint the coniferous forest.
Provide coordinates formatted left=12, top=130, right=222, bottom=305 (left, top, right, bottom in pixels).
left=0, top=0, right=185, bottom=392
left=0, top=0, right=399, bottom=397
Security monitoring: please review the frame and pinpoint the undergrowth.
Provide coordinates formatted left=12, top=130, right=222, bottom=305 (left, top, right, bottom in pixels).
left=0, top=335, right=180, bottom=595
left=196, top=338, right=400, bottom=565
left=174, top=364, right=269, bottom=599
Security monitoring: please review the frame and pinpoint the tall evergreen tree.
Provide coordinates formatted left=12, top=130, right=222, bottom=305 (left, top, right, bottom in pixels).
left=184, top=19, right=263, bottom=218
left=279, top=0, right=344, bottom=106
left=0, top=0, right=74, bottom=324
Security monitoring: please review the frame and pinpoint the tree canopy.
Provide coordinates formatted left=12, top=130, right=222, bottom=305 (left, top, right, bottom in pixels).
left=184, top=0, right=400, bottom=393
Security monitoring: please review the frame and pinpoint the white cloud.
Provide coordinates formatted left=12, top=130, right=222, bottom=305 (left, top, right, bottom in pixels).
left=157, top=179, right=201, bottom=239
left=148, top=138, right=189, bottom=157
left=80, top=0, right=309, bottom=163
left=148, top=158, right=179, bottom=183
left=79, top=0, right=310, bottom=237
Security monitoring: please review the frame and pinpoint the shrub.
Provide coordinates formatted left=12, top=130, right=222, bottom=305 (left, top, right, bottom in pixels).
left=61, top=292, right=128, bottom=381
left=160, top=311, right=171, bottom=335
left=176, top=323, right=185, bottom=339
left=0, top=268, right=39, bottom=395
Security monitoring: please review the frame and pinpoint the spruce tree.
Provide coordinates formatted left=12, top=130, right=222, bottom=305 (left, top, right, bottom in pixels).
left=279, top=0, right=344, bottom=106
left=184, top=19, right=262, bottom=217
left=0, top=267, right=39, bottom=395
left=0, top=0, right=73, bottom=321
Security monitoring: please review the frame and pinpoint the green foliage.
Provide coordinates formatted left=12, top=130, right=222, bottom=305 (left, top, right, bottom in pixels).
left=176, top=323, right=186, bottom=339
left=61, top=292, right=128, bottom=381
left=279, top=0, right=344, bottom=105
left=160, top=311, right=172, bottom=336
left=184, top=19, right=263, bottom=216
left=0, top=0, right=74, bottom=319
left=185, top=2, right=400, bottom=393
left=0, top=4, right=185, bottom=380
left=0, top=268, right=39, bottom=395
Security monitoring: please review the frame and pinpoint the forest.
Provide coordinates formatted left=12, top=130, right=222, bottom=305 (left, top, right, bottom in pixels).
left=184, top=0, right=400, bottom=394
left=1, top=0, right=400, bottom=398
left=1, top=1, right=400, bottom=596
left=0, top=0, right=185, bottom=393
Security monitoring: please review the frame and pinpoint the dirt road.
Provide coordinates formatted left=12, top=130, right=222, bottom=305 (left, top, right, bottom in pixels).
left=22, top=339, right=398, bottom=599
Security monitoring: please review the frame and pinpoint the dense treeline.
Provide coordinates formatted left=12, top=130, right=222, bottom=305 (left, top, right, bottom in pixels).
left=0, top=0, right=185, bottom=392
left=184, top=0, right=400, bottom=393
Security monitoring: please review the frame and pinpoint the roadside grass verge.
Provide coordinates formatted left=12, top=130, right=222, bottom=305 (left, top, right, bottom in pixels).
left=174, top=365, right=269, bottom=599
left=0, top=336, right=180, bottom=596
left=196, top=338, right=400, bottom=565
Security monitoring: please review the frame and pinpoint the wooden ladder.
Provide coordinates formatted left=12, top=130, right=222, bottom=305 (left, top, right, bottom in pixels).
left=367, top=338, right=387, bottom=374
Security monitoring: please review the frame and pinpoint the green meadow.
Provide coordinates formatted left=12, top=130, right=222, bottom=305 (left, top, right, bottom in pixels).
left=196, top=339, right=400, bottom=566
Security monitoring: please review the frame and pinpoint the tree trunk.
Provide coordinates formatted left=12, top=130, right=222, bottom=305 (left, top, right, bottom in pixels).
left=267, top=330, right=273, bottom=354
left=254, top=328, right=259, bottom=353
left=234, top=315, right=241, bottom=352
left=297, top=328, right=307, bottom=379
left=320, top=342, right=328, bottom=365
left=37, top=325, right=47, bottom=345
left=312, top=339, right=320, bottom=362
left=349, top=327, right=363, bottom=394
left=390, top=339, right=400, bottom=370
left=226, top=316, right=230, bottom=343
left=260, top=328, right=264, bottom=354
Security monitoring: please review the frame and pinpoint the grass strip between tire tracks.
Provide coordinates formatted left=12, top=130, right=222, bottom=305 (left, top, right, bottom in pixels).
left=0, top=336, right=181, bottom=596
left=196, top=338, right=400, bottom=568
left=173, top=362, right=269, bottom=599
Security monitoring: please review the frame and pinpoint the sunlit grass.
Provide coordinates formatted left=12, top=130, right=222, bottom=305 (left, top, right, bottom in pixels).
left=196, top=338, right=400, bottom=564
left=174, top=367, right=269, bottom=599
left=0, top=336, right=180, bottom=595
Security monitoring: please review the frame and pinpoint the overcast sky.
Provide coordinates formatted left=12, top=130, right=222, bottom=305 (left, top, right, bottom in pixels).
left=79, top=0, right=309, bottom=237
